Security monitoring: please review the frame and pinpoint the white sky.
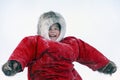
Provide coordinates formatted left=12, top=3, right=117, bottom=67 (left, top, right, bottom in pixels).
left=0, top=0, right=120, bottom=80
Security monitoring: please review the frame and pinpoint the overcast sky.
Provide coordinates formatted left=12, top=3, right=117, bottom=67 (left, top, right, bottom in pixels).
left=0, top=0, right=120, bottom=80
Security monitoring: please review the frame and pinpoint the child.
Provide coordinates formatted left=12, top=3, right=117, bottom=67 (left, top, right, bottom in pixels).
left=2, top=11, right=117, bottom=80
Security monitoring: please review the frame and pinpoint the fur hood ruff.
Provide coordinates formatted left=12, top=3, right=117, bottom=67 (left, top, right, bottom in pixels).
left=37, top=11, right=66, bottom=41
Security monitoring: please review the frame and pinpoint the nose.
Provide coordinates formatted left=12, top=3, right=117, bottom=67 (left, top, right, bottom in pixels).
left=50, top=29, right=55, bottom=33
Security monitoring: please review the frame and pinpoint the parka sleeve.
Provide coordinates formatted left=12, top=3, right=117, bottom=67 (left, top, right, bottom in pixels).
left=76, top=39, right=110, bottom=71
left=8, top=36, right=37, bottom=70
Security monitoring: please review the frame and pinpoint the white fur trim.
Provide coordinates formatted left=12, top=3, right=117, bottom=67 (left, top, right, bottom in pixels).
left=37, top=11, right=66, bottom=41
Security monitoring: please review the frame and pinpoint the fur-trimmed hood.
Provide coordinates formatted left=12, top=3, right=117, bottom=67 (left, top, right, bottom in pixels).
left=37, top=11, right=66, bottom=41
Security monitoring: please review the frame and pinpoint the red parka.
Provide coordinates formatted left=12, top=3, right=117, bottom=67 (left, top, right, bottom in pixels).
left=9, top=35, right=109, bottom=80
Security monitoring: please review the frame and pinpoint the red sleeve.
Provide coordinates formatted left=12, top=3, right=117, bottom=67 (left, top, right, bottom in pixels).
left=9, top=36, right=37, bottom=70
left=76, top=39, right=109, bottom=71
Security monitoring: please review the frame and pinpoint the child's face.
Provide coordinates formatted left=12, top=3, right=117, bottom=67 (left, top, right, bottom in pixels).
left=49, top=23, right=60, bottom=41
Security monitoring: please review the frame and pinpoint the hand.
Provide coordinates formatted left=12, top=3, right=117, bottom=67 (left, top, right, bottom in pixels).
left=2, top=60, right=22, bottom=76
left=97, top=61, right=117, bottom=75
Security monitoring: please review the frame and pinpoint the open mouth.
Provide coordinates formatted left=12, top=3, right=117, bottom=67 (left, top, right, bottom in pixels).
left=49, top=35, right=57, bottom=38
left=49, top=34, right=58, bottom=40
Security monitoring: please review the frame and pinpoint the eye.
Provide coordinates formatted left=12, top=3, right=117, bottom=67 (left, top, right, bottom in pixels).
left=54, top=27, right=59, bottom=30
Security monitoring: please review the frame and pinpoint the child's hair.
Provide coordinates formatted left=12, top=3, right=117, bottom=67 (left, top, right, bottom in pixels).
left=55, top=23, right=61, bottom=31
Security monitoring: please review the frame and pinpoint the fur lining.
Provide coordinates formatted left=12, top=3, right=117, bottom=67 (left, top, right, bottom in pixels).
left=37, top=11, right=66, bottom=41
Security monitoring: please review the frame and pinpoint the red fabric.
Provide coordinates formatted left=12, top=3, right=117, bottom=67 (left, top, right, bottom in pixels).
left=9, top=35, right=109, bottom=80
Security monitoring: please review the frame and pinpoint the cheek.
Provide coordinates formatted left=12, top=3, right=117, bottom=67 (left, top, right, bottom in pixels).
left=57, top=31, right=60, bottom=36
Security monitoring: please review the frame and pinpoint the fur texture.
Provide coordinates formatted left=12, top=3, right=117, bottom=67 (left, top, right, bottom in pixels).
left=37, top=11, right=66, bottom=41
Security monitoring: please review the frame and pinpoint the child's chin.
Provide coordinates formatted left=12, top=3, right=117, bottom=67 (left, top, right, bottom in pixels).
left=50, top=37, right=57, bottom=41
